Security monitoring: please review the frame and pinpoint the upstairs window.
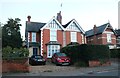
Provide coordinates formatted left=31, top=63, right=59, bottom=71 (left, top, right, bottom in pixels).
left=32, top=32, right=36, bottom=42
left=50, top=30, right=57, bottom=41
left=71, top=32, right=77, bottom=42
left=107, top=34, right=111, bottom=43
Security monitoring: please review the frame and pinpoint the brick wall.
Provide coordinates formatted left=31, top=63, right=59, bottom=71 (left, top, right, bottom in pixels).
left=57, top=30, right=63, bottom=47
left=42, top=29, right=50, bottom=54
left=77, top=32, right=82, bottom=44
left=65, top=31, right=71, bottom=45
left=2, top=58, right=29, bottom=73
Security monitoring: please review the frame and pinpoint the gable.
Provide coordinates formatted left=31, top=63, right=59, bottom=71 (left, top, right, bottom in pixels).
left=103, top=24, right=116, bottom=35
left=66, top=22, right=80, bottom=32
left=45, top=19, right=62, bottom=30
left=65, top=19, right=85, bottom=34
left=103, top=28, right=115, bottom=34
left=40, top=17, right=64, bottom=30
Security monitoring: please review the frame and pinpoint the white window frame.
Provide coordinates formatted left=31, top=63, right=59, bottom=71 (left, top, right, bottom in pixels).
left=107, top=34, right=112, bottom=43
left=32, top=32, right=36, bottom=42
left=47, top=45, right=60, bottom=58
left=71, top=32, right=77, bottom=42
left=81, top=34, right=84, bottom=44
left=50, top=30, right=57, bottom=41
left=28, top=32, right=30, bottom=42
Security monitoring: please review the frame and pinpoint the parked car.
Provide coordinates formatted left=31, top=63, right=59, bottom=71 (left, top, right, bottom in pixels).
left=29, top=55, right=46, bottom=65
left=51, top=52, right=71, bottom=66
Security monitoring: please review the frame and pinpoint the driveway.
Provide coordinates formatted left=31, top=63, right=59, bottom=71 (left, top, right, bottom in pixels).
left=2, top=58, right=119, bottom=76
left=29, top=61, right=76, bottom=73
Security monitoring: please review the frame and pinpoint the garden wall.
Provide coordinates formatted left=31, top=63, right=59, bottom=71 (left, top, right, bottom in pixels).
left=2, top=58, right=29, bottom=73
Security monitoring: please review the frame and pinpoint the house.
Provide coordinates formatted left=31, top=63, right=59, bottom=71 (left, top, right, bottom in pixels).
left=115, top=29, right=120, bottom=48
left=85, top=23, right=117, bottom=49
left=25, top=11, right=86, bottom=58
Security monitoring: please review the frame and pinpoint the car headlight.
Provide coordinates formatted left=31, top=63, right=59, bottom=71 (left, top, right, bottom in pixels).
left=57, top=58, right=61, bottom=60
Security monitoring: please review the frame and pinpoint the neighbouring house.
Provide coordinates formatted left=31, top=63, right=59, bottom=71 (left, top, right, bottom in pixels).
left=25, top=11, right=86, bottom=58
left=115, top=29, right=120, bottom=48
left=85, top=23, right=117, bottom=49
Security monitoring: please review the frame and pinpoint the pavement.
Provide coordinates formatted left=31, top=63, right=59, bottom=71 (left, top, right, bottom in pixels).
left=2, top=59, right=119, bottom=76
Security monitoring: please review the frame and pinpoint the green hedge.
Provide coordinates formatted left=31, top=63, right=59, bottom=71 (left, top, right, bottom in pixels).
left=61, top=44, right=110, bottom=64
left=2, top=46, right=29, bottom=60
left=110, top=48, right=120, bottom=58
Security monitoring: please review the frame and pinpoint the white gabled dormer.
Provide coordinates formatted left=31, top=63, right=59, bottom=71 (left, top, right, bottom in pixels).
left=40, top=16, right=64, bottom=31
left=64, top=19, right=85, bottom=34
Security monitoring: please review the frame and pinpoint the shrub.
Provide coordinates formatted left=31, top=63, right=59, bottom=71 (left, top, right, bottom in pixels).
left=61, top=44, right=110, bottom=66
left=2, top=46, right=29, bottom=60
left=110, top=49, right=120, bottom=58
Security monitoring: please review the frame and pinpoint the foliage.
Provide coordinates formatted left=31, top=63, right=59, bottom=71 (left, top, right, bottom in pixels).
left=2, top=46, right=29, bottom=60
left=110, top=48, right=120, bottom=58
left=61, top=44, right=110, bottom=65
left=2, top=18, right=22, bottom=48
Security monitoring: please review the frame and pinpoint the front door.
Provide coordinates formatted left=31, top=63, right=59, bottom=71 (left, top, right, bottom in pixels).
left=47, top=45, right=60, bottom=58
left=33, top=48, right=38, bottom=55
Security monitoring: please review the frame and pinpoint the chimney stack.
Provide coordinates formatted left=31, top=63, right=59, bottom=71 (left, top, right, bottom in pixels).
left=27, top=15, right=31, bottom=22
left=57, top=11, right=62, bottom=24
left=93, top=24, right=97, bottom=35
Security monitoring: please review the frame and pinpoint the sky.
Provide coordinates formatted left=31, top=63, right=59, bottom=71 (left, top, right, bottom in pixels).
left=0, top=0, right=119, bottom=40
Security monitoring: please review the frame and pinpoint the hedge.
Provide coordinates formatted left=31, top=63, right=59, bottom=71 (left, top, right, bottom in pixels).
left=60, top=44, right=110, bottom=64
left=2, top=46, right=29, bottom=60
left=110, top=48, right=120, bottom=58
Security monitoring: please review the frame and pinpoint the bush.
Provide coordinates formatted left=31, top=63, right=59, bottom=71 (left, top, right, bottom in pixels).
left=110, top=49, right=120, bottom=58
left=2, top=46, right=29, bottom=60
left=61, top=44, right=110, bottom=65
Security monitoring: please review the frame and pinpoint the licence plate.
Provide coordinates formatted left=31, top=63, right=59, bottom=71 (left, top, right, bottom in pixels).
left=62, top=63, right=69, bottom=65
left=38, top=59, right=42, bottom=61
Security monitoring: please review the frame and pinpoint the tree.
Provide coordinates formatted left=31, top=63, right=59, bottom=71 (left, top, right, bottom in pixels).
left=2, top=18, right=22, bottom=48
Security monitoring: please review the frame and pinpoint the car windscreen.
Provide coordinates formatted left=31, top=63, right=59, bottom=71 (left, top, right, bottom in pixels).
left=57, top=53, right=66, bottom=57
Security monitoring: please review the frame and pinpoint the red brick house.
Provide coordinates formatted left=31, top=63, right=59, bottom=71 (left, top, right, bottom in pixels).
left=85, top=23, right=117, bottom=49
left=25, top=12, right=86, bottom=58
left=115, top=29, right=120, bottom=48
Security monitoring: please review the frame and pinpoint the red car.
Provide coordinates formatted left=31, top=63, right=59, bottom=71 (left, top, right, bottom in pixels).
left=51, top=52, right=71, bottom=66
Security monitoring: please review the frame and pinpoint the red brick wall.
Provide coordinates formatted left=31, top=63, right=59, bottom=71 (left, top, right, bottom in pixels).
left=29, top=32, right=32, bottom=42
left=42, top=29, right=50, bottom=54
left=57, top=30, right=63, bottom=47
left=2, top=59, right=29, bottom=73
left=77, top=32, right=82, bottom=44
left=111, top=34, right=116, bottom=44
left=36, top=32, right=40, bottom=42
left=86, top=28, right=116, bottom=45
left=66, top=31, right=71, bottom=45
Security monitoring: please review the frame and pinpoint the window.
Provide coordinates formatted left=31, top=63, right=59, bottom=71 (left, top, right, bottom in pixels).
left=107, top=34, right=112, bottom=43
left=32, top=32, right=36, bottom=42
left=81, top=34, right=84, bottom=44
left=50, top=30, right=57, bottom=41
left=47, top=45, right=60, bottom=58
left=71, top=32, right=77, bottom=42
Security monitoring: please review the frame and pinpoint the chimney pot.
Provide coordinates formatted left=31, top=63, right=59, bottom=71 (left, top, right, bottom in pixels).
left=27, top=15, right=31, bottom=22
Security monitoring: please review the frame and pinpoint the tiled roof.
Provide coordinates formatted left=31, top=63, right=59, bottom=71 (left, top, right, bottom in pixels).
left=26, top=22, right=46, bottom=32
left=115, top=29, right=120, bottom=36
left=85, top=23, right=111, bottom=37
left=62, top=20, right=73, bottom=28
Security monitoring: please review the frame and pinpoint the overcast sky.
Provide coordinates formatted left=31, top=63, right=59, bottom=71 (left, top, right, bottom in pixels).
left=0, top=0, right=119, bottom=40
